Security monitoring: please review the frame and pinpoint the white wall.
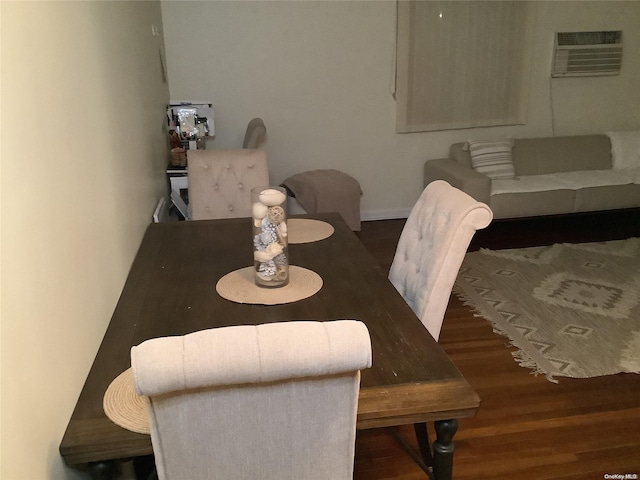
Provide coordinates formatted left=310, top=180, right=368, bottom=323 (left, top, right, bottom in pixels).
left=537, top=3, right=640, bottom=135
left=0, top=2, right=169, bottom=479
left=161, top=0, right=640, bottom=219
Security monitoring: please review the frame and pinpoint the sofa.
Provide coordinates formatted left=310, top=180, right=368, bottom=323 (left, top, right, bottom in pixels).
left=424, top=133, right=640, bottom=219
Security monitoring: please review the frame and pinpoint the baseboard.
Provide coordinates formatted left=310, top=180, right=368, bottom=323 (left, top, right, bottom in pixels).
left=361, top=208, right=411, bottom=221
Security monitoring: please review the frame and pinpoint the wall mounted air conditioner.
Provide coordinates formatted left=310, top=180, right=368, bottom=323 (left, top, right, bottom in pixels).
left=552, top=31, right=623, bottom=77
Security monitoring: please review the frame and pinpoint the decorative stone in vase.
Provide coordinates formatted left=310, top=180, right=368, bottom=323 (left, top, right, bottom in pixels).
left=252, top=186, right=289, bottom=288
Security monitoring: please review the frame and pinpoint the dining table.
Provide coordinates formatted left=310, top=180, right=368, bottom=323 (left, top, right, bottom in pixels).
left=59, top=213, right=480, bottom=480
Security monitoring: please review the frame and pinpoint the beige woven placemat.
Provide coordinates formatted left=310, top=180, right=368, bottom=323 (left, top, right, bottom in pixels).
left=288, top=219, right=334, bottom=244
left=103, top=368, right=150, bottom=434
left=216, top=265, right=322, bottom=305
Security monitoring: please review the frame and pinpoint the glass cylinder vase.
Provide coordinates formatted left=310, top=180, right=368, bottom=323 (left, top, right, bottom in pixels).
left=251, top=186, right=289, bottom=288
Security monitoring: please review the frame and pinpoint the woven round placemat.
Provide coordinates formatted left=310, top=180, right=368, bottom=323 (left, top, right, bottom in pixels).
left=103, top=368, right=150, bottom=434
left=216, top=265, right=322, bottom=305
left=288, top=219, right=334, bottom=244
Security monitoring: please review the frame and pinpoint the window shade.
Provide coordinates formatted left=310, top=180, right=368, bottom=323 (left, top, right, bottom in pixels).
left=396, top=1, right=533, bottom=133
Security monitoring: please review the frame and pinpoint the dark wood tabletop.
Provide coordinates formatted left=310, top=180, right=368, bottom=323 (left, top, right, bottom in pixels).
left=60, top=213, right=479, bottom=470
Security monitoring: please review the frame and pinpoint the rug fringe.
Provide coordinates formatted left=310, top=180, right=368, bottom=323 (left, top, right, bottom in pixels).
left=453, top=287, right=558, bottom=384
left=512, top=349, right=558, bottom=384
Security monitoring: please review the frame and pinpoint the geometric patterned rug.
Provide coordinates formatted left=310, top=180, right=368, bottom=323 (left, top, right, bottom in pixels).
left=454, top=237, right=640, bottom=382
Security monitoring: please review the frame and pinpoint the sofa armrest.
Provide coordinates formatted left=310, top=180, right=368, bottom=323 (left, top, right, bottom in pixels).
left=424, top=158, right=491, bottom=204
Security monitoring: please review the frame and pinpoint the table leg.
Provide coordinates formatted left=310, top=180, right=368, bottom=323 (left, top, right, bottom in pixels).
left=432, top=419, right=458, bottom=480
left=87, top=460, right=116, bottom=480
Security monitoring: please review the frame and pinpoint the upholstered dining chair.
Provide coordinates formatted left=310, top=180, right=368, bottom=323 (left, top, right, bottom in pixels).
left=242, top=117, right=267, bottom=149
left=389, top=180, right=493, bottom=341
left=187, top=148, right=269, bottom=220
left=131, top=320, right=372, bottom=480
left=388, top=180, right=492, bottom=472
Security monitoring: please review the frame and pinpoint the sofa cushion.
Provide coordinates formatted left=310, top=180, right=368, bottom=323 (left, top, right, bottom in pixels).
left=490, top=169, right=640, bottom=219
left=491, top=170, right=635, bottom=195
left=467, top=139, right=516, bottom=179
left=627, top=168, right=640, bottom=184
left=491, top=174, right=568, bottom=195
left=511, top=135, right=612, bottom=175
left=490, top=189, right=576, bottom=219
left=451, top=135, right=612, bottom=176
left=574, top=184, right=640, bottom=212
left=606, top=130, right=640, bottom=170
left=450, top=142, right=472, bottom=168
left=552, top=170, right=636, bottom=189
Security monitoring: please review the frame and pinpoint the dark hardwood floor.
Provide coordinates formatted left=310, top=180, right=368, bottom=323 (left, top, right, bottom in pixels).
left=353, top=210, right=640, bottom=480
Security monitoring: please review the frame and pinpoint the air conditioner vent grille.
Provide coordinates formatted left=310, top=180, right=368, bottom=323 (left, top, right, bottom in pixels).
left=552, top=30, right=623, bottom=77
left=557, top=31, right=622, bottom=46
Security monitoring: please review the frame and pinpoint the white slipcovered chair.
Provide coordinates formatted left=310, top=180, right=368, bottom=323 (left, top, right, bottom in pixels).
left=187, top=148, right=269, bottom=220
left=389, top=180, right=493, bottom=341
left=388, top=180, right=492, bottom=471
left=131, top=320, right=372, bottom=480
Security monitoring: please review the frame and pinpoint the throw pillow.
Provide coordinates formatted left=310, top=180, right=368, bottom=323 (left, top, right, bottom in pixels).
left=606, top=130, right=640, bottom=170
left=467, top=139, right=516, bottom=179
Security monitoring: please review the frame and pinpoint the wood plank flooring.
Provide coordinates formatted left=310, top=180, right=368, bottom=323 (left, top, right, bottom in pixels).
left=353, top=211, right=640, bottom=480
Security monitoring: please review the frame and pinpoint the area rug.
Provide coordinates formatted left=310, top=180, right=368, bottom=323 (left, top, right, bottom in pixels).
left=453, top=237, right=640, bottom=382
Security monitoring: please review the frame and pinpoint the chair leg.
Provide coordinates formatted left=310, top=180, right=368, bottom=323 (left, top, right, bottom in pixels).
left=390, top=422, right=455, bottom=479
left=388, top=425, right=434, bottom=479
left=414, top=422, right=434, bottom=467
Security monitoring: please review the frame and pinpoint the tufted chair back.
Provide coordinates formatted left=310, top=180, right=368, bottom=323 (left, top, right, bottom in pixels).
left=187, top=149, right=269, bottom=220
left=131, top=320, right=372, bottom=480
left=389, top=180, right=492, bottom=340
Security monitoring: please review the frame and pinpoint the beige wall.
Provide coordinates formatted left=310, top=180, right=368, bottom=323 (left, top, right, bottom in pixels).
left=161, top=0, right=640, bottom=219
left=1, top=2, right=169, bottom=479
left=1, top=2, right=638, bottom=478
